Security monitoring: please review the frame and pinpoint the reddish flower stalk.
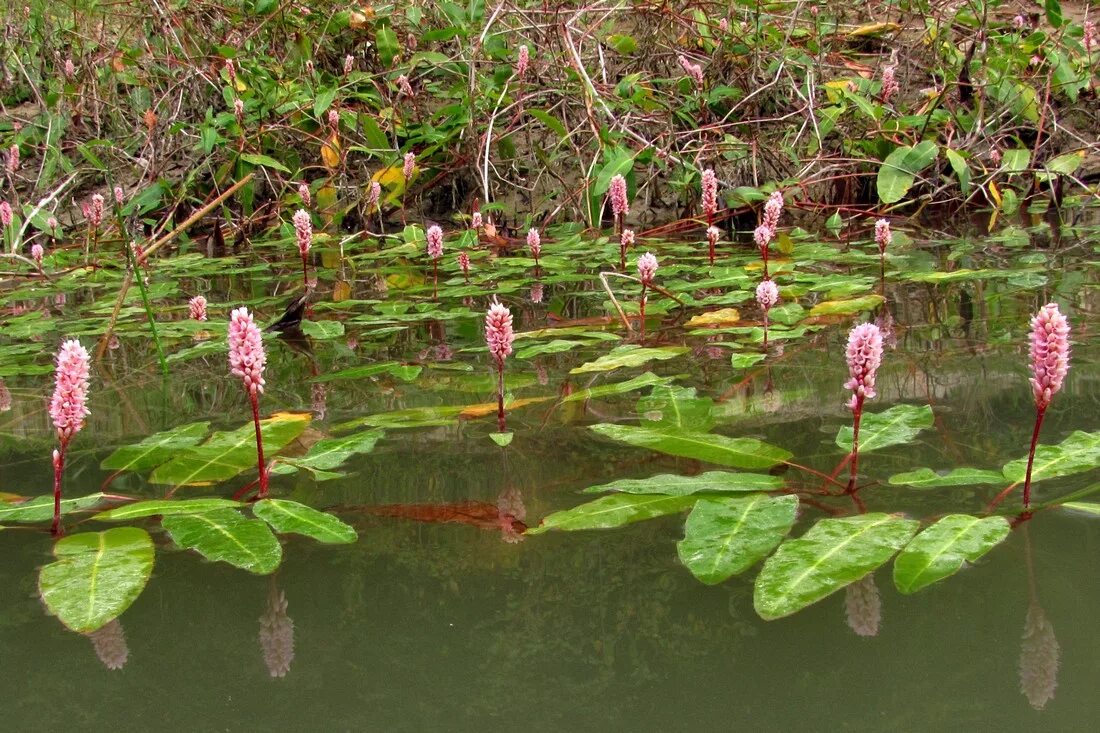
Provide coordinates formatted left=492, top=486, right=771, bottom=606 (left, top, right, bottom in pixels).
left=706, top=226, right=720, bottom=267
left=636, top=252, right=658, bottom=339
left=875, top=218, right=891, bottom=288
left=228, top=308, right=268, bottom=498
left=458, top=251, right=470, bottom=283
left=485, top=300, right=514, bottom=432
left=754, top=225, right=774, bottom=278
left=620, top=228, right=635, bottom=270
left=609, top=174, right=629, bottom=235
left=1021, top=303, right=1071, bottom=510
left=49, top=339, right=91, bottom=535
left=426, top=225, right=443, bottom=299
left=843, top=323, right=883, bottom=493
left=756, top=279, right=779, bottom=349
left=292, top=209, right=312, bottom=287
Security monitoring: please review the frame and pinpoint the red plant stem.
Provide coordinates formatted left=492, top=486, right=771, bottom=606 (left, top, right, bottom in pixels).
left=1021, top=406, right=1047, bottom=511
left=496, top=361, right=506, bottom=432
left=847, top=397, right=864, bottom=493
left=250, top=391, right=268, bottom=499
left=762, top=244, right=769, bottom=279
left=879, top=253, right=885, bottom=293
left=52, top=438, right=69, bottom=537
left=432, top=259, right=438, bottom=300
left=762, top=312, right=769, bottom=350
left=708, top=237, right=715, bottom=267
left=301, top=251, right=309, bottom=288
left=620, top=241, right=626, bottom=270
left=639, top=284, right=647, bottom=339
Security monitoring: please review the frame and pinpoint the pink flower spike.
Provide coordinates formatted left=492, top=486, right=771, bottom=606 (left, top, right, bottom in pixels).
left=50, top=339, right=91, bottom=442
left=516, top=44, right=530, bottom=78
left=234, top=98, right=244, bottom=125
left=90, top=194, right=104, bottom=228
left=881, top=65, right=899, bottom=102
left=292, top=209, right=312, bottom=256
left=6, top=144, right=18, bottom=174
left=225, top=58, right=236, bottom=81
left=64, top=59, right=75, bottom=79
left=328, top=109, right=339, bottom=130
left=1085, top=21, right=1096, bottom=53
left=1029, top=303, right=1070, bottom=410
left=189, top=295, right=208, bottom=322
left=844, top=323, right=884, bottom=411
left=426, top=225, right=444, bottom=260
left=678, top=55, right=704, bottom=87
left=113, top=186, right=124, bottom=205
left=47, top=216, right=58, bottom=232
left=0, top=201, right=11, bottom=228
left=701, top=168, right=718, bottom=219
left=763, top=191, right=784, bottom=231
left=298, top=182, right=311, bottom=206
left=609, top=174, right=629, bottom=218
left=471, top=211, right=482, bottom=229
left=621, top=229, right=636, bottom=249
left=875, top=219, right=892, bottom=253
left=458, top=251, right=470, bottom=275
left=706, top=225, right=721, bottom=249
left=526, top=227, right=541, bottom=259
left=753, top=224, right=774, bottom=251
left=485, top=299, right=514, bottom=366
left=397, top=75, right=413, bottom=97
left=344, top=55, right=355, bottom=75
left=403, top=152, right=416, bottom=180
left=31, top=243, right=44, bottom=267
left=756, top=279, right=779, bottom=312
left=228, top=307, right=266, bottom=395
left=637, top=252, right=658, bottom=285
left=368, top=180, right=382, bottom=208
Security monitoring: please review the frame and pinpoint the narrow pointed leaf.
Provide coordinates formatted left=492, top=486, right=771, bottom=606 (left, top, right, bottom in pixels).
left=1002, top=430, right=1100, bottom=483
left=888, top=467, right=1005, bottom=488
left=590, top=424, right=791, bottom=469
left=162, top=509, right=282, bottom=574
left=38, top=527, right=155, bottom=633
left=100, top=421, right=210, bottom=472
left=93, top=498, right=243, bottom=521
left=678, top=494, right=799, bottom=585
left=1059, top=502, right=1100, bottom=516
left=582, top=471, right=782, bottom=495
left=559, top=372, right=673, bottom=403
left=0, top=493, right=106, bottom=523
left=836, top=404, right=934, bottom=453
left=570, top=346, right=688, bottom=374
left=526, top=494, right=698, bottom=535
left=253, top=499, right=357, bottom=544
left=754, top=514, right=918, bottom=620
left=893, top=515, right=1010, bottom=594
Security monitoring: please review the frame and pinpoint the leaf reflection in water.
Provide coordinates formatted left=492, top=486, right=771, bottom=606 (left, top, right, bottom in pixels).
left=358, top=491, right=527, bottom=543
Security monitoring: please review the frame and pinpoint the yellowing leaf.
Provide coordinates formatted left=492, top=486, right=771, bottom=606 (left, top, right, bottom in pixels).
left=321, top=133, right=341, bottom=169
left=846, top=22, right=901, bottom=37
left=686, top=308, right=742, bottom=327
left=459, top=397, right=552, bottom=419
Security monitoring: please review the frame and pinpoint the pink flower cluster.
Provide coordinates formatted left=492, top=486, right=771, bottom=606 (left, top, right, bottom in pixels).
left=292, top=209, right=312, bottom=256
left=701, top=168, right=718, bottom=219
left=609, top=174, right=629, bottom=218
left=31, top=243, right=44, bottom=267
left=234, top=98, right=244, bottom=125
left=397, top=75, right=413, bottom=97
left=753, top=225, right=773, bottom=252
left=89, top=194, right=104, bottom=228
left=1086, top=20, right=1096, bottom=54
left=458, top=250, right=470, bottom=275
left=0, top=201, right=11, bottom=227
left=228, top=307, right=266, bottom=395
left=678, top=55, right=704, bottom=87
left=47, top=216, right=58, bottom=232
left=113, top=186, right=125, bottom=205
left=844, top=323, right=883, bottom=411
left=763, top=191, right=784, bottom=231
left=6, top=144, right=18, bottom=174
left=485, top=299, right=514, bottom=366
left=471, top=211, right=482, bottom=229
left=344, top=55, right=355, bottom=75
left=526, top=228, right=541, bottom=259
left=368, top=181, right=382, bottom=208
left=50, top=339, right=91, bottom=441
left=189, top=295, right=208, bottom=321
left=621, top=229, right=636, bottom=249
left=426, top=225, right=444, bottom=260
left=756, top=279, right=779, bottom=311
left=1028, top=303, right=1070, bottom=410
left=403, top=152, right=416, bottom=180
left=707, top=225, right=721, bottom=250
left=881, top=65, right=899, bottom=102
left=875, top=219, right=892, bottom=254
left=637, top=252, right=658, bottom=285
left=516, top=44, right=530, bottom=78
left=298, top=182, right=311, bottom=206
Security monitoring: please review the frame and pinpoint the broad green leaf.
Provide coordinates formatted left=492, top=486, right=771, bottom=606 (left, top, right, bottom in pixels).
left=528, top=109, right=568, bottom=139
left=149, top=412, right=310, bottom=487
left=808, top=295, right=884, bottom=317
left=526, top=494, right=697, bottom=534
left=582, top=471, right=783, bottom=495
left=253, top=499, right=357, bottom=544
left=39, top=527, right=154, bottom=633
left=945, top=148, right=971, bottom=195
left=1044, top=150, right=1085, bottom=175
left=730, top=352, right=766, bottom=369
left=754, top=514, right=919, bottom=620
left=893, top=515, right=1010, bottom=594
left=300, top=319, right=345, bottom=339
left=590, top=424, right=792, bottom=469
left=1044, top=0, right=1064, bottom=28
left=637, top=385, right=715, bottom=432
left=559, top=372, right=673, bottom=403
left=1001, top=148, right=1031, bottom=173
left=162, top=509, right=282, bottom=574
left=836, top=404, right=934, bottom=453
left=888, top=467, right=1005, bottom=488
left=100, top=421, right=210, bottom=472
left=514, top=339, right=586, bottom=359
left=570, top=345, right=688, bottom=374
left=93, top=498, right=243, bottom=521
left=0, top=493, right=106, bottom=523
left=877, top=141, right=938, bottom=204
left=605, top=33, right=637, bottom=54
left=1059, top=502, right=1100, bottom=516
left=678, top=494, right=799, bottom=584
left=239, top=153, right=291, bottom=174
left=276, top=429, right=383, bottom=472
left=1002, top=430, right=1100, bottom=484
left=376, top=26, right=400, bottom=66
left=314, top=362, right=422, bottom=383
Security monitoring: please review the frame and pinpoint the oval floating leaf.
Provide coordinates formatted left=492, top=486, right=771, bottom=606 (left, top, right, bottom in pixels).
left=100, top=421, right=210, bottom=472
left=1002, top=430, right=1100, bottom=484
left=0, top=493, right=106, bottom=523
left=893, top=515, right=1010, bottom=594
left=93, top=498, right=243, bottom=521
left=807, top=295, right=884, bottom=317
left=570, top=346, right=689, bottom=374
left=590, top=424, right=791, bottom=470
left=754, top=514, right=919, bottom=620
left=637, top=385, right=715, bottom=432
left=678, top=494, right=799, bottom=585
left=39, top=527, right=155, bottom=633
left=527, top=494, right=698, bottom=535
left=888, top=467, right=1005, bottom=488
left=559, top=372, right=673, bottom=403
left=253, top=499, right=357, bottom=544
left=582, top=471, right=782, bottom=495
left=836, top=404, right=934, bottom=454
left=162, top=509, right=282, bottom=574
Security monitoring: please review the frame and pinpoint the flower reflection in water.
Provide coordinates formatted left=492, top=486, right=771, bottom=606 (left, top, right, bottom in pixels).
left=259, top=581, right=294, bottom=678
left=86, top=619, right=129, bottom=671
left=844, top=574, right=881, bottom=638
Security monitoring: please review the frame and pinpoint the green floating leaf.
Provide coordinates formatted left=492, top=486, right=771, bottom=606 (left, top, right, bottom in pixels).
left=1059, top=502, right=1100, bottom=517
left=559, top=372, right=672, bottom=403
left=300, top=319, right=346, bottom=340
left=807, top=294, right=884, bottom=317
left=314, top=362, right=422, bottom=383
left=162, top=509, right=282, bottom=574
left=100, top=421, right=210, bottom=472
left=836, top=404, right=934, bottom=454
left=489, top=432, right=514, bottom=447
left=93, top=498, right=243, bottom=521
left=0, top=493, right=106, bottom=523
left=39, top=527, right=155, bottom=633
left=253, top=499, right=357, bottom=544
left=1002, top=430, right=1100, bottom=484
left=678, top=494, right=799, bottom=585
left=893, top=515, right=1010, bottom=594
left=582, top=471, right=782, bottom=495
left=888, top=467, right=1005, bottom=488
left=278, top=429, right=383, bottom=472
left=570, top=345, right=688, bottom=374
left=590, top=424, right=791, bottom=470
left=730, top=352, right=767, bottom=370
left=754, top=514, right=919, bottom=620
left=637, top=385, right=715, bottom=432
left=527, top=494, right=697, bottom=535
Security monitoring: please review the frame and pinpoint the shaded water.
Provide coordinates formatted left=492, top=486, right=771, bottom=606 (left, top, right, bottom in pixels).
left=1, top=213, right=1099, bottom=730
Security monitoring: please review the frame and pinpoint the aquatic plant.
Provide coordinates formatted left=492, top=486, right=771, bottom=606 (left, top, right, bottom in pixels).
left=843, top=323, right=884, bottom=493
left=756, top=279, right=779, bottom=349
left=458, top=250, right=471, bottom=283
left=1021, top=304, right=1071, bottom=510
left=706, top=226, right=720, bottom=267
left=188, top=295, right=208, bottom=322
left=426, top=225, right=444, bottom=298
left=609, top=174, right=628, bottom=234
left=526, top=227, right=541, bottom=267
left=753, top=225, right=773, bottom=278
left=49, top=340, right=91, bottom=536
left=292, top=209, right=312, bottom=287
left=619, top=228, right=635, bottom=270
left=485, top=300, right=514, bottom=433
left=636, top=252, right=658, bottom=339
left=228, top=307, right=269, bottom=498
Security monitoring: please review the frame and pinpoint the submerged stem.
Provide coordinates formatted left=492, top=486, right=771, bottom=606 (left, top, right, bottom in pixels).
left=250, top=391, right=268, bottom=499
left=51, top=439, right=68, bottom=537
left=847, top=397, right=864, bottom=493
left=1022, top=406, right=1047, bottom=511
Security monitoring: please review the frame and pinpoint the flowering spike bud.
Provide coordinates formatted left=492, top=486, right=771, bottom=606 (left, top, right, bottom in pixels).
left=636, top=252, right=658, bottom=285
left=881, top=65, right=899, bottom=102
left=113, top=186, right=124, bottom=205
left=1085, top=20, right=1096, bottom=54
left=31, top=243, right=44, bottom=267
left=90, top=194, right=104, bottom=228
left=756, top=279, right=779, bottom=312
left=327, top=109, right=339, bottom=130
left=719, top=18, right=729, bottom=33
left=763, top=191, right=784, bottom=231
left=47, top=216, right=58, bottom=232
left=753, top=224, right=774, bottom=251
left=64, top=59, right=75, bottom=79
left=233, top=97, right=244, bottom=125
left=485, top=299, right=514, bottom=366
left=305, top=60, right=314, bottom=75
left=701, top=168, right=718, bottom=218
left=609, top=174, right=629, bottom=217
left=707, top=225, right=721, bottom=250
left=228, top=307, right=266, bottom=395
left=292, top=209, right=312, bottom=257
left=621, top=228, right=635, bottom=249
left=50, top=339, right=91, bottom=442
left=397, top=74, right=413, bottom=97
left=343, top=54, right=355, bottom=75
left=426, top=225, right=444, bottom=260
left=516, top=44, right=530, bottom=78
left=458, top=250, right=470, bottom=275
left=225, top=58, right=236, bottom=82
left=402, top=152, right=416, bottom=180
left=298, top=182, right=311, bottom=206
left=6, top=144, right=18, bottom=174
left=678, top=55, right=704, bottom=87
left=526, top=227, right=541, bottom=259
left=844, top=323, right=883, bottom=411
left=0, top=201, right=11, bottom=228
left=1029, top=303, right=1070, bottom=410
left=259, top=588, right=294, bottom=679
left=189, top=295, right=208, bottom=322
left=368, top=180, right=382, bottom=208
left=471, top=211, right=482, bottom=229
left=875, top=219, right=892, bottom=254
